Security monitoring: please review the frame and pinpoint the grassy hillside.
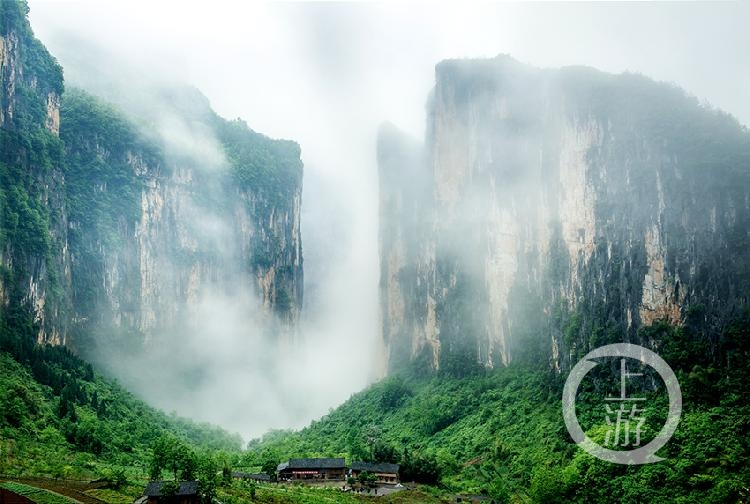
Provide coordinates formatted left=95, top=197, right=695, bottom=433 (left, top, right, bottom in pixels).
left=247, top=319, right=750, bottom=503
left=0, top=327, right=242, bottom=481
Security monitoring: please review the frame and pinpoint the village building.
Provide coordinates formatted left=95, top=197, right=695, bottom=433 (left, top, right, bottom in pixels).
left=136, top=481, right=199, bottom=504
left=349, top=462, right=400, bottom=484
left=231, top=472, right=271, bottom=483
left=276, top=458, right=347, bottom=481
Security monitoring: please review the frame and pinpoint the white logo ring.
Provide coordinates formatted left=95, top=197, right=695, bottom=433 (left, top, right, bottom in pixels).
left=562, top=343, right=682, bottom=465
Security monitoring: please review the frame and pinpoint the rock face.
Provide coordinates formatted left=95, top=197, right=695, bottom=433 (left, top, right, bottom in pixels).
left=0, top=1, right=70, bottom=345
left=0, top=2, right=303, bottom=356
left=379, top=56, right=750, bottom=374
left=61, top=88, right=303, bottom=354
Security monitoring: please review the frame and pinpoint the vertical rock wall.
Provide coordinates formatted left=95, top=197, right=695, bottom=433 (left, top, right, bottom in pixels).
left=380, top=56, right=750, bottom=373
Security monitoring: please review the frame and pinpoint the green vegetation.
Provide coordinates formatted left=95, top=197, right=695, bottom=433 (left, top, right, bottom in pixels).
left=59, top=88, right=156, bottom=347
left=0, top=97, right=67, bottom=347
left=0, top=482, right=77, bottom=504
left=0, top=127, right=63, bottom=254
left=0, top=0, right=68, bottom=347
left=0, top=324, right=242, bottom=480
left=61, top=88, right=154, bottom=233
left=219, top=482, right=443, bottom=504
left=147, top=433, right=227, bottom=503
left=83, top=488, right=134, bottom=504
left=0, top=0, right=64, bottom=103
left=216, top=116, right=303, bottom=203
left=8, top=318, right=735, bottom=504
left=0, top=0, right=64, bottom=277
left=0, top=284, right=241, bottom=501
left=248, top=314, right=750, bottom=503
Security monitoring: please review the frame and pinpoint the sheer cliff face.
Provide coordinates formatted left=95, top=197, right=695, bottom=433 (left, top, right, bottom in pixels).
left=0, top=1, right=70, bottom=345
left=0, top=8, right=60, bottom=134
left=0, top=3, right=303, bottom=353
left=380, top=56, right=750, bottom=374
left=61, top=90, right=304, bottom=353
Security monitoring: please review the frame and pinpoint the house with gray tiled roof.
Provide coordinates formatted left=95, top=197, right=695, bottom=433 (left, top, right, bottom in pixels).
left=277, top=458, right=346, bottom=481
left=140, top=480, right=199, bottom=504
left=349, top=461, right=400, bottom=484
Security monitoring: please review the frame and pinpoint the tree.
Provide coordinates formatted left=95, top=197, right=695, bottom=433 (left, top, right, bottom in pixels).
left=57, top=395, right=73, bottom=419
left=261, top=458, right=278, bottom=480
left=150, top=434, right=198, bottom=481
left=373, top=442, right=398, bottom=464
left=176, top=444, right=198, bottom=480
left=363, top=424, right=382, bottom=461
left=400, top=449, right=440, bottom=485
left=221, top=459, right=232, bottom=486
left=150, top=435, right=174, bottom=479
left=107, top=468, right=127, bottom=489
left=348, top=438, right=370, bottom=462
left=90, top=390, right=99, bottom=411
left=197, top=453, right=220, bottom=503
left=357, top=471, right=377, bottom=488
left=380, top=377, right=412, bottom=410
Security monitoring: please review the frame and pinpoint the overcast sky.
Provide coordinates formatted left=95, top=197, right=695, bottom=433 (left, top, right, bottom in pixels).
left=26, top=0, right=750, bottom=436
left=28, top=1, right=750, bottom=136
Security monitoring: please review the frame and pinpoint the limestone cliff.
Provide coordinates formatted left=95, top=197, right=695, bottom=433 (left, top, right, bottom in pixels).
left=0, top=2, right=303, bottom=358
left=380, top=56, right=750, bottom=374
left=61, top=88, right=303, bottom=353
left=0, top=0, right=70, bottom=345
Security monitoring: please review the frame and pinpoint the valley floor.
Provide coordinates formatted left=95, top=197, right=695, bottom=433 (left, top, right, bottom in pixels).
left=0, top=478, right=451, bottom=504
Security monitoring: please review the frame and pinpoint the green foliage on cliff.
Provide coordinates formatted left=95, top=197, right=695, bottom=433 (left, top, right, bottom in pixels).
left=0, top=0, right=68, bottom=342
left=0, top=130, right=61, bottom=256
left=1, top=0, right=64, bottom=111
left=58, top=88, right=157, bottom=350
left=134, top=83, right=303, bottom=207
left=61, top=88, right=152, bottom=240
left=216, top=117, right=303, bottom=203
left=0, top=99, right=66, bottom=333
left=2, top=0, right=304, bottom=360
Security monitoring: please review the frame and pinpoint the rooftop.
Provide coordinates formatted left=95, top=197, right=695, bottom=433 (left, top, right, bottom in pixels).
left=277, top=458, right=346, bottom=471
left=232, top=472, right=271, bottom=481
left=143, top=481, right=199, bottom=497
left=350, top=462, right=400, bottom=474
